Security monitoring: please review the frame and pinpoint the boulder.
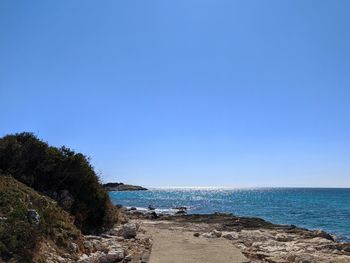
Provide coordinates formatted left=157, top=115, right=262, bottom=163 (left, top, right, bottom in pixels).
left=122, top=223, right=137, bottom=239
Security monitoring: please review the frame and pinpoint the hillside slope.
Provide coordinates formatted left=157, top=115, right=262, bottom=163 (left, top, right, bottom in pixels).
left=0, top=175, right=83, bottom=262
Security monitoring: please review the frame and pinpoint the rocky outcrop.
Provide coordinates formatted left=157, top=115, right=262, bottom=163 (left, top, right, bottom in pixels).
left=76, top=222, right=151, bottom=263
left=220, top=229, right=350, bottom=263
left=103, top=183, right=147, bottom=191
left=196, top=230, right=350, bottom=262
left=77, top=245, right=124, bottom=263
left=129, top=211, right=350, bottom=263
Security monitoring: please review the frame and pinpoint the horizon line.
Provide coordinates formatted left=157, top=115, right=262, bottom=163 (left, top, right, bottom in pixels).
left=139, top=185, right=350, bottom=190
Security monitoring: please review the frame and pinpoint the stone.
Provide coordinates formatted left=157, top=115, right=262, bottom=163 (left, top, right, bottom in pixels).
left=223, top=232, right=239, bottom=240
left=77, top=254, right=92, bottom=263
left=105, top=247, right=124, bottom=262
left=193, top=232, right=200, bottom=237
left=68, top=242, right=79, bottom=253
left=201, top=232, right=216, bottom=238
left=212, top=230, right=222, bottom=237
left=313, top=230, right=335, bottom=241
left=124, top=254, right=132, bottom=262
left=92, top=240, right=106, bottom=251
left=122, top=223, right=137, bottom=239
left=107, top=226, right=123, bottom=236
left=27, top=209, right=40, bottom=225
left=275, top=233, right=293, bottom=242
left=341, top=244, right=350, bottom=252
left=175, top=210, right=187, bottom=215
left=56, top=256, right=66, bottom=262
left=174, top=206, right=187, bottom=211
left=83, top=240, right=94, bottom=252
left=151, top=211, right=159, bottom=219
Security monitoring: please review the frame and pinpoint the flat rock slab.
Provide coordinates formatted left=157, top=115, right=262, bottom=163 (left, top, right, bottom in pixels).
left=143, top=222, right=248, bottom=263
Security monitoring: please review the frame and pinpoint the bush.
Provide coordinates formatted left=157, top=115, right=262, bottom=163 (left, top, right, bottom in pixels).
left=0, top=132, right=117, bottom=234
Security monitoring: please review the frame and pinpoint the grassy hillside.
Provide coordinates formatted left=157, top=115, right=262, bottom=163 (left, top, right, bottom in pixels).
left=0, top=132, right=117, bottom=234
left=0, top=175, right=83, bottom=262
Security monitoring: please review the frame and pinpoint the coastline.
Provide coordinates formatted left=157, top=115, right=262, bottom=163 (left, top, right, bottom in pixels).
left=109, top=187, right=350, bottom=242
left=11, top=202, right=349, bottom=262
left=123, top=206, right=350, bottom=262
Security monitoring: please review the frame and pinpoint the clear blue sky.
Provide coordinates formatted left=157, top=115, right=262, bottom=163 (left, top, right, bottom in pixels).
left=1, top=0, right=350, bottom=187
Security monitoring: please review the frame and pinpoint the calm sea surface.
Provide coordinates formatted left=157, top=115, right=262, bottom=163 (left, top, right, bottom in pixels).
left=109, top=188, right=350, bottom=241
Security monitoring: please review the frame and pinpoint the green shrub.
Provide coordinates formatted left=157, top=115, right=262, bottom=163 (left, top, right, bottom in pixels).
left=0, top=132, right=116, bottom=234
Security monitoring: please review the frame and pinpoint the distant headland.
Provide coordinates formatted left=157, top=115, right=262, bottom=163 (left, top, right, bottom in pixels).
left=103, top=182, right=148, bottom=191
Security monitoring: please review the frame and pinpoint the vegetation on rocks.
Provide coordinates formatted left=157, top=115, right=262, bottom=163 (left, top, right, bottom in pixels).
left=103, top=182, right=147, bottom=191
left=0, top=132, right=117, bottom=234
left=0, top=175, right=83, bottom=262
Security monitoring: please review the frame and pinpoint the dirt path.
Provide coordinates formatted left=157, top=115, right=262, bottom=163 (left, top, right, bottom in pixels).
left=141, top=220, right=248, bottom=263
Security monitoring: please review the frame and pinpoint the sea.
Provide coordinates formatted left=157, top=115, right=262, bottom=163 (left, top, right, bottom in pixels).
left=109, top=187, right=350, bottom=241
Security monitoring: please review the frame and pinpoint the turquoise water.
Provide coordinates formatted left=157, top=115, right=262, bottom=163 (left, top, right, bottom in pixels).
left=109, top=188, right=350, bottom=241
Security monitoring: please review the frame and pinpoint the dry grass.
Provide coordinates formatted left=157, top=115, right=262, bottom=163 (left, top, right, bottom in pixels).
left=0, top=175, right=83, bottom=262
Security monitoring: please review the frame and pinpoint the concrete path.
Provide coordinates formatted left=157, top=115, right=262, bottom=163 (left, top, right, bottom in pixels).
left=142, top=221, right=248, bottom=263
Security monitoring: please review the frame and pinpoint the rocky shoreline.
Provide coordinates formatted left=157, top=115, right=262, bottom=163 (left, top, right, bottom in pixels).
left=43, top=206, right=350, bottom=263
left=125, top=207, right=350, bottom=263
